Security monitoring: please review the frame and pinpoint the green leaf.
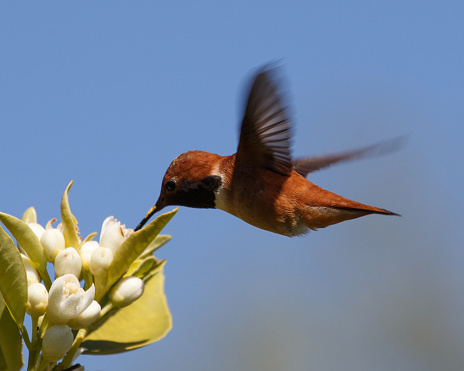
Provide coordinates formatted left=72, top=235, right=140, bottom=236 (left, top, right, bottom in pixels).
left=61, top=181, right=80, bottom=249
left=96, top=208, right=177, bottom=301
left=141, top=260, right=165, bottom=282
left=0, top=212, right=50, bottom=289
left=0, top=225, right=27, bottom=325
left=138, top=234, right=172, bottom=260
left=0, top=295, right=23, bottom=371
left=83, top=263, right=171, bottom=354
left=126, top=255, right=157, bottom=278
left=21, top=207, right=37, bottom=224
left=81, top=232, right=97, bottom=246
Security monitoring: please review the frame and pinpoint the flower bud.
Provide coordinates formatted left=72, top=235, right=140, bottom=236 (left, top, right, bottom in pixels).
left=89, top=246, right=113, bottom=277
left=54, top=247, right=82, bottom=278
left=42, top=325, right=74, bottom=362
left=40, top=228, right=66, bottom=262
left=28, top=222, right=45, bottom=240
left=68, top=300, right=101, bottom=329
left=80, top=241, right=99, bottom=271
left=100, top=216, right=131, bottom=253
left=21, top=254, right=41, bottom=285
left=110, top=276, right=145, bottom=308
left=26, top=283, right=48, bottom=317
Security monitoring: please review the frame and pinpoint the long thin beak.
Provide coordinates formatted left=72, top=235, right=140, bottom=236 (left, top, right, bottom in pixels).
left=134, top=204, right=158, bottom=231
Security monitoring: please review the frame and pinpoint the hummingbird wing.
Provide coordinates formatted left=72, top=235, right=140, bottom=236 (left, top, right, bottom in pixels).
left=292, top=136, right=405, bottom=178
left=236, top=68, right=293, bottom=176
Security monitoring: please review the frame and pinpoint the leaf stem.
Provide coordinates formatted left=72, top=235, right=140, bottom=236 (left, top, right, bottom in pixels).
left=27, top=348, right=38, bottom=371
left=31, top=315, right=39, bottom=345
left=41, top=270, right=52, bottom=291
left=19, top=322, right=31, bottom=349
left=35, top=354, right=48, bottom=371
left=99, top=302, right=114, bottom=318
left=61, top=328, right=87, bottom=369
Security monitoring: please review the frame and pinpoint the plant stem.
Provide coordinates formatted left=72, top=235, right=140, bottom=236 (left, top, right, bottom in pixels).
left=99, top=302, right=114, bottom=318
left=35, top=354, right=48, bottom=371
left=61, top=328, right=87, bottom=369
left=26, top=316, right=41, bottom=371
left=31, top=316, right=39, bottom=345
left=27, top=348, right=38, bottom=371
left=19, top=322, right=31, bottom=349
left=40, top=269, right=52, bottom=290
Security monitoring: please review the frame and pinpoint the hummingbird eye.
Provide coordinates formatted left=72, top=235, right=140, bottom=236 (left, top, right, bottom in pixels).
left=165, top=180, right=176, bottom=192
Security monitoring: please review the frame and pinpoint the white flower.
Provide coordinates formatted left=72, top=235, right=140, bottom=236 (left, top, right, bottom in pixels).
left=26, top=283, right=48, bottom=317
left=47, top=274, right=95, bottom=324
left=40, top=228, right=66, bottom=262
left=68, top=300, right=101, bottom=329
left=89, top=246, right=113, bottom=277
left=80, top=241, right=99, bottom=271
left=99, top=216, right=132, bottom=253
left=54, top=247, right=82, bottom=277
left=110, top=276, right=145, bottom=308
left=42, top=325, right=74, bottom=362
left=21, top=254, right=41, bottom=285
left=28, top=222, right=45, bottom=240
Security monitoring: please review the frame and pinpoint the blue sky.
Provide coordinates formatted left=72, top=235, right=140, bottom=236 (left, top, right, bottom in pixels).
left=1, top=1, right=463, bottom=370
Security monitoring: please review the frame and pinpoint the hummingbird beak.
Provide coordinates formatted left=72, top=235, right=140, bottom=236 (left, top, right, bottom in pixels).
left=134, top=203, right=159, bottom=231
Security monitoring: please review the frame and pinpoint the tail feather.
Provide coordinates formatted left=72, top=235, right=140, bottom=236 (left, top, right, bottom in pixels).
left=300, top=199, right=399, bottom=231
left=336, top=204, right=400, bottom=216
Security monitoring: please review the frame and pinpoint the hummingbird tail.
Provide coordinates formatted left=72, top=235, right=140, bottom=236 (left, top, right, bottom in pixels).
left=301, top=203, right=399, bottom=231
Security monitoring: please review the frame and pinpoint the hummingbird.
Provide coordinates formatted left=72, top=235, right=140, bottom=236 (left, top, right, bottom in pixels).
left=135, top=67, right=399, bottom=237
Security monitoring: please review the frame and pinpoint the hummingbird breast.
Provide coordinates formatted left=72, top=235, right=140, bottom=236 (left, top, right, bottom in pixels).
left=213, top=157, right=308, bottom=236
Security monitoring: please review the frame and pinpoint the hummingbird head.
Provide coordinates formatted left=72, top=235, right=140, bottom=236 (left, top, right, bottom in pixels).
left=134, top=150, right=223, bottom=231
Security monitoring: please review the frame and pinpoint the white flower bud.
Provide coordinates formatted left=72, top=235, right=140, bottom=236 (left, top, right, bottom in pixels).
left=21, top=254, right=41, bottom=285
left=80, top=241, right=99, bottom=271
left=68, top=300, right=101, bottom=329
left=100, top=216, right=131, bottom=253
left=110, top=276, right=145, bottom=308
left=42, top=325, right=74, bottom=362
left=89, top=246, right=113, bottom=277
left=28, top=222, right=45, bottom=240
left=26, top=283, right=48, bottom=317
left=54, top=247, right=82, bottom=278
left=47, top=274, right=95, bottom=324
left=40, top=228, right=66, bottom=262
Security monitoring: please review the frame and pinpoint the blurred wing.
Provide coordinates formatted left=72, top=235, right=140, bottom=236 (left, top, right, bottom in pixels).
left=236, top=67, right=293, bottom=176
left=293, top=136, right=405, bottom=178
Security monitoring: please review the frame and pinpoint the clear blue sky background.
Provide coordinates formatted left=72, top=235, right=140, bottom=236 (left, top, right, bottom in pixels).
left=1, top=1, right=463, bottom=370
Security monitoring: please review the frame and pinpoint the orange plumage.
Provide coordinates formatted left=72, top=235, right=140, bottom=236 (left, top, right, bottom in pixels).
left=135, top=67, right=398, bottom=236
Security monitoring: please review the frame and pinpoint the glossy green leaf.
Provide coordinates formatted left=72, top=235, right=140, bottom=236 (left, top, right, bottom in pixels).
left=126, top=255, right=157, bottom=278
left=0, top=295, right=23, bottom=371
left=142, top=259, right=165, bottom=282
left=138, top=234, right=171, bottom=260
left=21, top=207, right=37, bottom=224
left=0, top=212, right=50, bottom=288
left=61, top=181, right=80, bottom=249
left=83, top=263, right=171, bottom=354
left=0, top=225, right=27, bottom=325
left=96, top=208, right=177, bottom=300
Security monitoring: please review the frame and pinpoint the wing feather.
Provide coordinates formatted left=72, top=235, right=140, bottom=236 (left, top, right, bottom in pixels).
left=236, top=67, right=293, bottom=176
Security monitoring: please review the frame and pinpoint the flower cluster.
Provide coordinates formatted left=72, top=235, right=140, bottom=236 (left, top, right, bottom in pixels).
left=27, top=216, right=143, bottom=361
left=0, top=182, right=176, bottom=371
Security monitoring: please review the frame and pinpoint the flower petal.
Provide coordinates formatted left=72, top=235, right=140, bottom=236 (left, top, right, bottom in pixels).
left=47, top=275, right=94, bottom=324
left=68, top=300, right=101, bottom=329
left=100, top=217, right=125, bottom=253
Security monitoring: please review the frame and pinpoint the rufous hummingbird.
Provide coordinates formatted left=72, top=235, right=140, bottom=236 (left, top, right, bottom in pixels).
left=135, top=66, right=399, bottom=237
